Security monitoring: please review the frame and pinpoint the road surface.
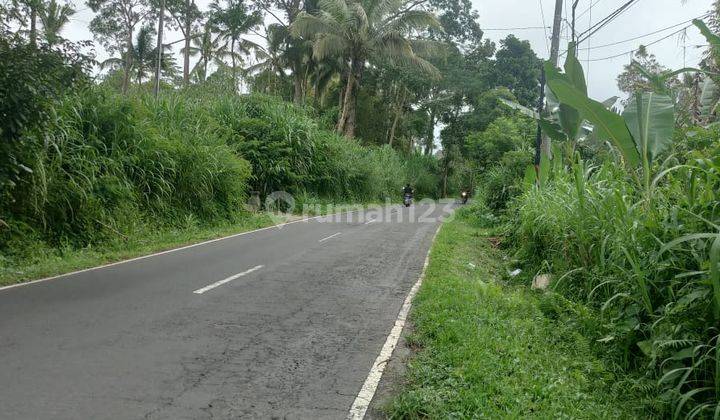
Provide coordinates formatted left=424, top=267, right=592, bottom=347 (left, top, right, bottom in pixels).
left=0, top=203, right=451, bottom=419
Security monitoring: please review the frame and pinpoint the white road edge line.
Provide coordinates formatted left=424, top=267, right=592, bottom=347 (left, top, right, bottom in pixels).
left=318, top=232, right=342, bottom=242
left=0, top=208, right=376, bottom=293
left=193, top=265, right=264, bottom=295
left=347, top=223, right=443, bottom=420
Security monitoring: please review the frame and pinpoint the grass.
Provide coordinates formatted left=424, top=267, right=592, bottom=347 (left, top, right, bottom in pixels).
left=387, top=212, right=641, bottom=418
left=0, top=213, right=278, bottom=287
left=0, top=202, right=386, bottom=287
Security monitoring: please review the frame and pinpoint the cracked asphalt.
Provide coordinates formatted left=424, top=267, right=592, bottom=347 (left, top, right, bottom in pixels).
left=0, top=203, right=451, bottom=419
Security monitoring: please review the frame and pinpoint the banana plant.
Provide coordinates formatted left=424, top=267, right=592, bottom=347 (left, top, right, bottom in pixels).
left=622, top=92, right=675, bottom=194
left=544, top=52, right=677, bottom=197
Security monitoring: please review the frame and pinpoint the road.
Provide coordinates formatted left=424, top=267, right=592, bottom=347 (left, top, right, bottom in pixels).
left=0, top=203, right=451, bottom=419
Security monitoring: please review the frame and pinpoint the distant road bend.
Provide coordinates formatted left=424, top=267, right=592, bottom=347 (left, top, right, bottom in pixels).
left=0, top=203, right=451, bottom=419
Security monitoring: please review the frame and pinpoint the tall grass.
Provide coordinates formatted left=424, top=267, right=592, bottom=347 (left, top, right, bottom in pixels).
left=510, top=138, right=720, bottom=417
left=0, top=87, right=442, bottom=261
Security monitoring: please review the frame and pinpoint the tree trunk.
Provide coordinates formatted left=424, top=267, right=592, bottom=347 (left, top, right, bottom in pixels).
left=183, top=4, right=191, bottom=87
left=424, top=109, right=435, bottom=155
left=388, top=87, right=406, bottom=147
left=29, top=5, right=37, bottom=47
left=231, top=38, right=237, bottom=93
left=122, top=32, right=133, bottom=94
left=153, top=0, right=165, bottom=99
left=337, top=67, right=355, bottom=134
left=339, top=57, right=364, bottom=138
left=293, top=71, right=304, bottom=105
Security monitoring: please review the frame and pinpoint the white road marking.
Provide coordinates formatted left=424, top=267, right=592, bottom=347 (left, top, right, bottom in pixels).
left=347, top=224, right=443, bottom=420
left=318, top=232, right=342, bottom=242
left=193, top=265, right=264, bottom=294
left=364, top=219, right=376, bottom=225
left=0, top=207, right=376, bottom=293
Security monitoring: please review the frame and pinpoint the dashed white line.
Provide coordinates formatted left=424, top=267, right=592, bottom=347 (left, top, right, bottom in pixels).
left=193, top=265, right=264, bottom=294
left=347, top=224, right=443, bottom=420
left=318, top=232, right=342, bottom=242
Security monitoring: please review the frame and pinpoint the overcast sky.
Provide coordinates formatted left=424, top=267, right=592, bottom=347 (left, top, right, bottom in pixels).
left=62, top=0, right=711, bottom=100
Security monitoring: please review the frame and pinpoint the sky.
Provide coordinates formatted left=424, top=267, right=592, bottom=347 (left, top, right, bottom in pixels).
left=61, top=0, right=711, bottom=101
left=474, top=0, right=709, bottom=100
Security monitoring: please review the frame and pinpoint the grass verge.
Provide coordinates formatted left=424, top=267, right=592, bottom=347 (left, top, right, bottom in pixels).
left=0, top=202, right=384, bottom=288
left=386, top=212, right=641, bottom=418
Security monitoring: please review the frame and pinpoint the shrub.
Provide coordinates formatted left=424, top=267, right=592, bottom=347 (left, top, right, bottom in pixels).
left=509, top=142, right=720, bottom=416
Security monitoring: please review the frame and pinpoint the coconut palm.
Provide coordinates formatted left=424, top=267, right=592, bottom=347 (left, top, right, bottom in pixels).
left=101, top=26, right=178, bottom=86
left=181, top=26, right=229, bottom=82
left=208, top=0, right=262, bottom=92
left=291, top=0, right=442, bottom=137
left=38, top=0, right=74, bottom=46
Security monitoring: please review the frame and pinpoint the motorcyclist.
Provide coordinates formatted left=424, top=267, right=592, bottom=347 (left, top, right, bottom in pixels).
left=402, top=184, right=414, bottom=207
left=403, top=184, right=414, bottom=196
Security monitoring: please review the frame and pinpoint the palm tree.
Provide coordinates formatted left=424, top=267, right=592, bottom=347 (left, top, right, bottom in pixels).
left=208, top=0, right=262, bottom=92
left=132, top=25, right=155, bottom=85
left=38, top=0, right=74, bottom=46
left=291, top=0, right=441, bottom=138
left=101, top=26, right=177, bottom=87
left=181, top=26, right=229, bottom=82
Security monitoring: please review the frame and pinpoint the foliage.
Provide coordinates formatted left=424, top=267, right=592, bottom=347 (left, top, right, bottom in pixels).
left=1, top=85, right=442, bottom=262
left=510, top=139, right=720, bottom=416
left=291, top=0, right=442, bottom=137
left=0, top=34, right=90, bottom=201
left=387, top=214, right=639, bottom=418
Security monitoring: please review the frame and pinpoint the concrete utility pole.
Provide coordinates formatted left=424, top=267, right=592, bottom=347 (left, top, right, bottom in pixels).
left=549, top=0, right=564, bottom=66
left=534, top=0, right=564, bottom=169
left=154, top=0, right=165, bottom=99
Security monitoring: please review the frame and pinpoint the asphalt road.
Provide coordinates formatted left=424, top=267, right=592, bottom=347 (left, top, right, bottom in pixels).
left=0, top=203, right=452, bottom=419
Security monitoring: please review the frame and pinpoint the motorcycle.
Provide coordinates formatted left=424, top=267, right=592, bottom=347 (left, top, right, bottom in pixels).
left=460, top=191, right=468, bottom=205
left=403, top=193, right=413, bottom=207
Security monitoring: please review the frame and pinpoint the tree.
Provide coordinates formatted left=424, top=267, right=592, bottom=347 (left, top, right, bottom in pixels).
left=38, top=0, right=75, bottom=46
left=254, top=0, right=311, bottom=104
left=616, top=45, right=678, bottom=96
left=8, top=0, right=45, bottom=46
left=208, top=0, right=262, bottom=93
left=100, top=25, right=177, bottom=85
left=291, top=0, right=442, bottom=138
left=166, top=0, right=202, bottom=86
left=181, top=25, right=228, bottom=82
left=87, top=0, right=151, bottom=94
left=491, top=35, right=541, bottom=108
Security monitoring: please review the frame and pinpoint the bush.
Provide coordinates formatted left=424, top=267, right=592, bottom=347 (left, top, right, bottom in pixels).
left=479, top=149, right=532, bottom=212
left=509, top=142, right=720, bottom=416
left=1, top=88, right=443, bottom=256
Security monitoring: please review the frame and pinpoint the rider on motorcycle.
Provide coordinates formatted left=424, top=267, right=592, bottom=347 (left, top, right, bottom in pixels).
left=403, top=184, right=414, bottom=196
left=402, top=184, right=414, bottom=207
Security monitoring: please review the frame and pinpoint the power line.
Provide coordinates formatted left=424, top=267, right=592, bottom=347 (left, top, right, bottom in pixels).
left=584, top=23, right=692, bottom=62
left=482, top=26, right=551, bottom=31
left=577, top=0, right=641, bottom=45
left=577, top=0, right=602, bottom=20
left=575, top=13, right=710, bottom=52
left=537, top=0, right=550, bottom=55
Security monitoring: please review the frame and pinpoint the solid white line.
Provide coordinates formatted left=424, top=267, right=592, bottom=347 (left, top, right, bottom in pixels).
left=193, top=265, right=264, bottom=294
left=0, top=215, right=329, bottom=293
left=318, top=232, right=342, bottom=242
left=347, top=224, right=443, bottom=420
left=364, top=219, right=376, bottom=225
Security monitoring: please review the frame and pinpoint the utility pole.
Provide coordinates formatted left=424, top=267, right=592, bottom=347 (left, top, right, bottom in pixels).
left=549, top=0, right=564, bottom=66
left=153, top=0, right=165, bottom=99
left=534, top=0, right=564, bottom=171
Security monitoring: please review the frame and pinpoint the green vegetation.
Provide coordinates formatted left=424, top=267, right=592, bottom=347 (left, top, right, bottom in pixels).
left=0, top=86, right=439, bottom=284
left=388, top=209, right=639, bottom=418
